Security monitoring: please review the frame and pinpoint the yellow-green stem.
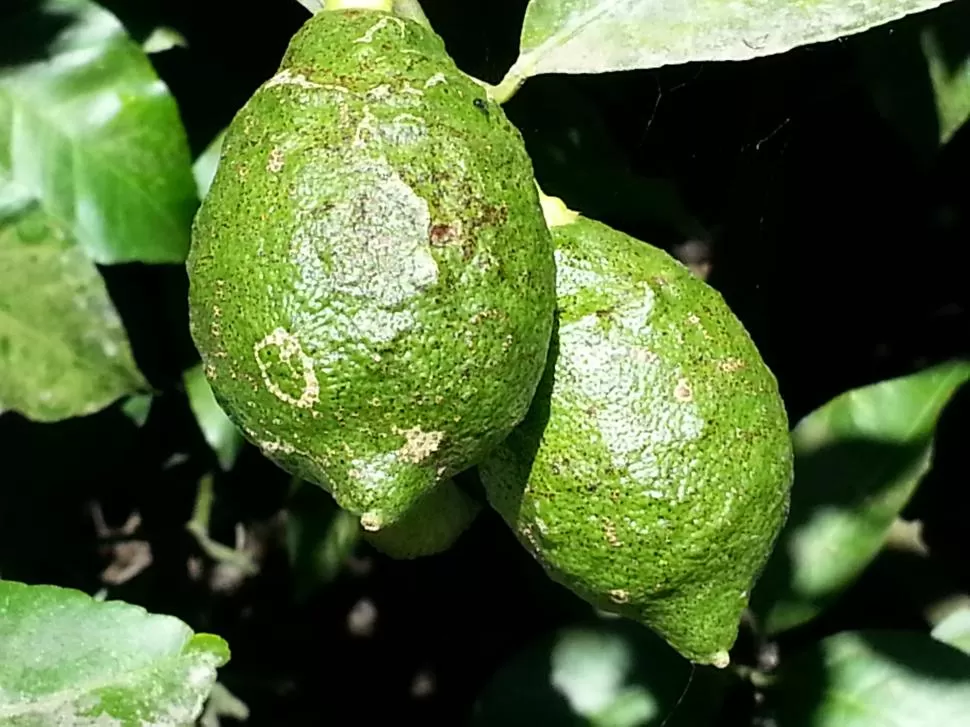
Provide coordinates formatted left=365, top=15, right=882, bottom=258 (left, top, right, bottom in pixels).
left=324, top=0, right=394, bottom=11
left=490, top=59, right=530, bottom=104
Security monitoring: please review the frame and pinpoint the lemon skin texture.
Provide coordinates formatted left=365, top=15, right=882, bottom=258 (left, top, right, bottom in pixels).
left=187, top=10, right=556, bottom=530
left=479, top=214, right=793, bottom=666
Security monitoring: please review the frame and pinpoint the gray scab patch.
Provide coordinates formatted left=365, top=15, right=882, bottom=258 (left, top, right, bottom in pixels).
left=290, top=155, right=437, bottom=310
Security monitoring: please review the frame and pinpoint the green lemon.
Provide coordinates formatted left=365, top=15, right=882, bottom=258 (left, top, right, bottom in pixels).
left=478, top=199, right=793, bottom=666
left=363, top=477, right=481, bottom=559
left=187, top=8, right=556, bottom=531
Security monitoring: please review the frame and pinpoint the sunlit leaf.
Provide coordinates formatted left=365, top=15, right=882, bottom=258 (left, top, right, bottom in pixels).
left=184, top=363, right=243, bottom=472
left=0, top=203, right=148, bottom=422
left=0, top=0, right=197, bottom=264
left=193, top=129, right=226, bottom=199
left=142, top=26, right=189, bottom=55
left=120, top=392, right=153, bottom=427
left=857, top=0, right=970, bottom=157
left=471, top=618, right=728, bottom=726
left=770, top=631, right=970, bottom=726
left=0, top=579, right=229, bottom=726
left=933, top=607, right=970, bottom=656
left=499, top=0, right=954, bottom=97
left=752, top=360, right=970, bottom=634
left=286, top=481, right=361, bottom=603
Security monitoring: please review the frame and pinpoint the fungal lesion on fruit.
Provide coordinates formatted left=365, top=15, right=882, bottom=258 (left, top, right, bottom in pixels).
left=674, top=377, right=693, bottom=402
left=267, top=147, right=285, bottom=173
left=392, top=426, right=444, bottom=464
left=253, top=327, right=320, bottom=409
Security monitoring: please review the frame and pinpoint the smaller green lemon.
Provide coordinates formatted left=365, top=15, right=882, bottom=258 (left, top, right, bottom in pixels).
left=479, top=200, right=793, bottom=666
left=363, top=478, right=481, bottom=559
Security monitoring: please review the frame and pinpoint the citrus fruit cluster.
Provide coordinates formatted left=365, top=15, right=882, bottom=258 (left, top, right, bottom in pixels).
left=187, top=3, right=794, bottom=666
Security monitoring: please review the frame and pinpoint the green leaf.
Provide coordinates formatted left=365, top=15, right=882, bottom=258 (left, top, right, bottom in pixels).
left=142, top=27, right=189, bottom=55
left=295, top=0, right=324, bottom=13
left=0, top=0, right=197, bottom=264
left=751, top=360, right=970, bottom=635
left=499, top=0, right=954, bottom=97
left=770, top=631, right=970, bottom=726
left=286, top=481, right=361, bottom=603
left=0, top=579, right=230, bottom=726
left=857, top=1, right=970, bottom=158
left=120, top=392, right=153, bottom=427
left=184, top=363, right=243, bottom=472
left=933, top=607, right=970, bottom=656
left=471, top=618, right=728, bottom=727
left=0, top=203, right=148, bottom=422
left=193, top=129, right=226, bottom=200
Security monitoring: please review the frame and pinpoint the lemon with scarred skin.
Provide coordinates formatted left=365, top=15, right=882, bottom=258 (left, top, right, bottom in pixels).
left=479, top=197, right=793, bottom=666
left=187, top=4, right=555, bottom=530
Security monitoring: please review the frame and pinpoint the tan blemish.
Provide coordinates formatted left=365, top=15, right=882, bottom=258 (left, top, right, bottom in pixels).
left=469, top=309, right=501, bottom=325
left=632, top=347, right=660, bottom=365
left=603, top=520, right=621, bottom=548
left=260, top=439, right=295, bottom=456
left=204, top=362, right=217, bottom=379
left=719, top=358, right=746, bottom=373
left=253, top=327, right=320, bottom=409
left=520, top=525, right=541, bottom=552
left=267, top=147, right=285, bottom=173
left=265, top=69, right=323, bottom=90
left=674, top=378, right=693, bottom=402
left=608, top=589, right=630, bottom=604
left=687, top=313, right=701, bottom=325
left=360, top=512, right=383, bottom=532
left=392, top=426, right=444, bottom=464
left=424, top=72, right=447, bottom=88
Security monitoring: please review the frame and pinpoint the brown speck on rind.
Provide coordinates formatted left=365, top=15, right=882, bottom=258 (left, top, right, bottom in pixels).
left=609, top=588, right=630, bottom=604
left=719, top=358, right=746, bottom=373
left=674, top=378, right=693, bottom=402
left=429, top=223, right=456, bottom=246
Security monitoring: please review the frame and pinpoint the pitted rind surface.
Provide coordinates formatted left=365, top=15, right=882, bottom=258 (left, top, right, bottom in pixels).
left=478, top=216, right=793, bottom=665
left=187, top=10, right=556, bottom=526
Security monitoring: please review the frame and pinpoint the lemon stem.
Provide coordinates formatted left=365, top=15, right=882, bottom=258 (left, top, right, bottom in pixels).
left=392, top=0, right=431, bottom=27
left=324, top=0, right=394, bottom=11
left=536, top=183, right=579, bottom=228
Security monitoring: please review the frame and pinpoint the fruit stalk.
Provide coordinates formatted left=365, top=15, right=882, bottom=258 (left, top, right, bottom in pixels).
left=324, top=0, right=393, bottom=12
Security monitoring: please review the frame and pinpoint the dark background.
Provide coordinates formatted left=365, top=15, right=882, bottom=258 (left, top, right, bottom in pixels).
left=1, top=0, right=968, bottom=724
